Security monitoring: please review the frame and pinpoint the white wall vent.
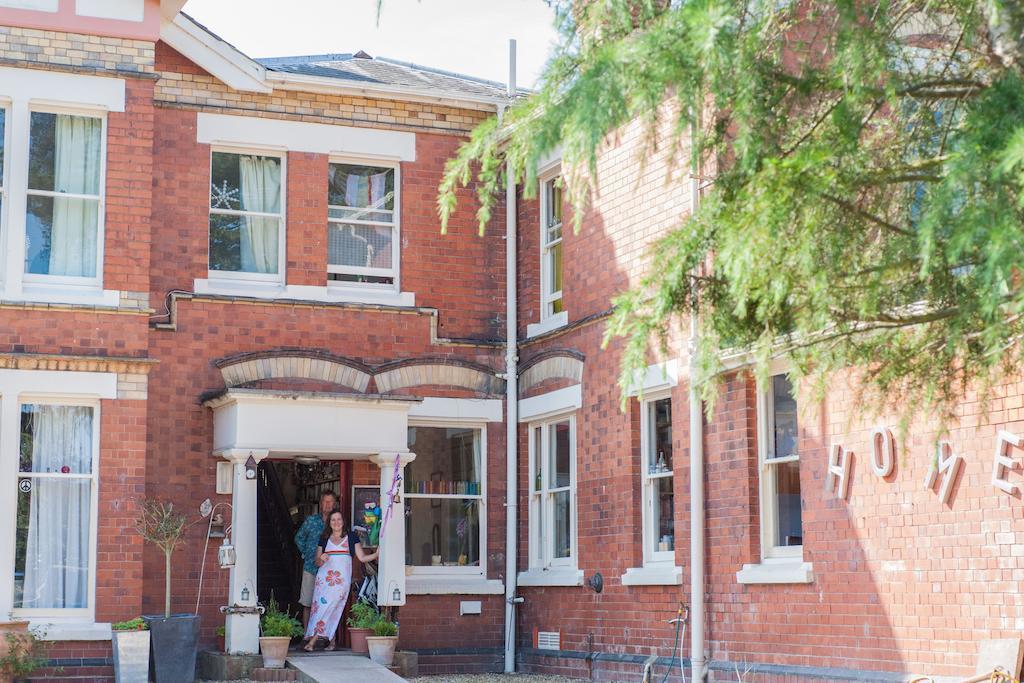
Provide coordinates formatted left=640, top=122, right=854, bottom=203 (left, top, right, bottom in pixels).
left=536, top=630, right=560, bottom=651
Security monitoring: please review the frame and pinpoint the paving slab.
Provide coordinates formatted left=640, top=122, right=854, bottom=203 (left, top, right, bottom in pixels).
left=287, top=652, right=404, bottom=683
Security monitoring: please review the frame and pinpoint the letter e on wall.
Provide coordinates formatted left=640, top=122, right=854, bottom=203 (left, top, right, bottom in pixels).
left=992, top=430, right=1022, bottom=495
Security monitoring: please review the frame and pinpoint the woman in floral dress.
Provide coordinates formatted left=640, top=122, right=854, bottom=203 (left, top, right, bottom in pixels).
left=304, top=510, right=379, bottom=651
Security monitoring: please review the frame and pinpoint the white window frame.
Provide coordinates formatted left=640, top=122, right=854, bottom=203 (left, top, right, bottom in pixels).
left=640, top=391, right=675, bottom=566
left=21, top=105, right=108, bottom=291
left=539, top=171, right=564, bottom=322
left=404, top=421, right=485, bottom=580
left=326, top=157, right=400, bottom=293
left=756, top=368, right=803, bottom=561
left=207, top=145, right=287, bottom=284
left=527, top=414, right=577, bottom=571
left=6, top=395, right=101, bottom=622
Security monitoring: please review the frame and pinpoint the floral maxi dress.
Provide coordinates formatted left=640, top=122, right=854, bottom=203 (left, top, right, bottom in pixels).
left=305, top=535, right=352, bottom=641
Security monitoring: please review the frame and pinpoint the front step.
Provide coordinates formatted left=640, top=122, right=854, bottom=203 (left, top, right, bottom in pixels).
left=251, top=667, right=300, bottom=681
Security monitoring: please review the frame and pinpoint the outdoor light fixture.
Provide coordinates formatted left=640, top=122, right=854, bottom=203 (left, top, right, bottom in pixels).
left=294, top=455, right=319, bottom=465
left=218, top=539, right=236, bottom=569
left=241, top=587, right=250, bottom=602
left=244, top=454, right=257, bottom=480
left=392, top=586, right=401, bottom=603
left=585, top=572, right=604, bottom=594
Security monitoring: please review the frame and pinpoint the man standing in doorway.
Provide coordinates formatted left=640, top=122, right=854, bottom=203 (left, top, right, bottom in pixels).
left=295, top=490, right=338, bottom=635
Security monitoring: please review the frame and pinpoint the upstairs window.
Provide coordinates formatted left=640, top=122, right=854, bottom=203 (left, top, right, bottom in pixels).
left=208, top=150, right=283, bottom=280
left=758, top=373, right=803, bottom=558
left=327, top=162, right=398, bottom=287
left=25, top=111, right=103, bottom=282
left=540, top=176, right=563, bottom=319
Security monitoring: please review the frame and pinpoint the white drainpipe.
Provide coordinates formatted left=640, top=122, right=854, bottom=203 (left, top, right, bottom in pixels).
left=688, top=113, right=706, bottom=682
left=503, top=38, right=520, bottom=675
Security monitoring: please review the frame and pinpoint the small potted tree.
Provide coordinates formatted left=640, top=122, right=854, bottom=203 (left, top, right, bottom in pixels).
left=365, top=615, right=398, bottom=667
left=111, top=618, right=149, bottom=683
left=259, top=598, right=301, bottom=669
left=0, top=629, right=48, bottom=683
left=137, top=499, right=201, bottom=683
left=345, top=600, right=377, bottom=655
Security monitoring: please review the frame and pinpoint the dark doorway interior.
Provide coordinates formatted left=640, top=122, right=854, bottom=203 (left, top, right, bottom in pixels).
left=256, top=460, right=351, bottom=626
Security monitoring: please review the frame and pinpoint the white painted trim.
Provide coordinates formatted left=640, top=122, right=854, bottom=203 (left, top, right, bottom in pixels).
left=160, top=16, right=271, bottom=94
left=33, top=621, right=111, bottom=641
left=197, top=113, right=417, bottom=161
left=516, top=568, right=583, bottom=587
left=0, top=0, right=58, bottom=10
left=536, top=147, right=562, bottom=177
left=621, top=564, right=683, bottom=586
left=526, top=415, right=578, bottom=573
left=408, top=398, right=503, bottom=423
left=630, top=359, right=679, bottom=396
left=736, top=561, right=814, bottom=585
left=639, top=392, right=676, bottom=566
left=76, top=0, right=144, bottom=21
left=406, top=578, right=504, bottom=595
left=8, top=286, right=121, bottom=308
left=0, top=67, right=125, bottom=112
left=0, top=370, right=116, bottom=398
left=756, top=365, right=805, bottom=562
left=193, top=279, right=416, bottom=307
left=518, top=384, right=581, bottom=422
left=526, top=311, right=568, bottom=339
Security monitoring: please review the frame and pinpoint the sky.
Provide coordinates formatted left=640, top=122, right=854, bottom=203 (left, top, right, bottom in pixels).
left=182, top=0, right=560, bottom=89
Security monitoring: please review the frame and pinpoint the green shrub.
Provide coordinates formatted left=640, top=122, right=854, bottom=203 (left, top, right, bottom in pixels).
left=215, top=625, right=226, bottom=637
left=346, top=600, right=378, bottom=629
left=112, top=618, right=148, bottom=632
left=371, top=617, right=398, bottom=637
left=0, top=631, right=49, bottom=680
left=260, top=596, right=302, bottom=638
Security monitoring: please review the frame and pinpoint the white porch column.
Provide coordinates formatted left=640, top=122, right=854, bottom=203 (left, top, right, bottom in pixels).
left=223, top=448, right=268, bottom=655
left=370, top=451, right=416, bottom=606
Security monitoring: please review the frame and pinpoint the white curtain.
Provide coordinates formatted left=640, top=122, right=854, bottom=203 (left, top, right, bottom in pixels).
left=239, top=155, right=280, bottom=274
left=49, top=115, right=100, bottom=278
left=21, top=406, right=93, bottom=609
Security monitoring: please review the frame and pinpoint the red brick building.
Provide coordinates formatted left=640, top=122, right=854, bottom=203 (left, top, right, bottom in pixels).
left=0, top=3, right=1022, bottom=683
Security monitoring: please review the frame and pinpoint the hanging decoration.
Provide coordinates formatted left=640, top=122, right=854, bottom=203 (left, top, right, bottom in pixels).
left=380, top=457, right=403, bottom=535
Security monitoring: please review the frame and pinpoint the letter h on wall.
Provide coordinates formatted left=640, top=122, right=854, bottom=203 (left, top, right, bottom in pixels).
left=825, top=443, right=851, bottom=500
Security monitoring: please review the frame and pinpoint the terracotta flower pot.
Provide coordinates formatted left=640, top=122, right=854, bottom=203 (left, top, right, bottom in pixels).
left=348, top=627, right=372, bottom=654
left=259, top=636, right=292, bottom=669
left=365, top=635, right=398, bottom=666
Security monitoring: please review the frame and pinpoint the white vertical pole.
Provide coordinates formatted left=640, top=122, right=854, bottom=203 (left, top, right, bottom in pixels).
left=224, top=449, right=266, bottom=654
left=371, top=452, right=416, bottom=606
left=503, top=37, right=520, bottom=675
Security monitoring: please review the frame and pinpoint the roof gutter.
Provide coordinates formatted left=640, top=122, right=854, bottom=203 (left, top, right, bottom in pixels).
left=264, top=70, right=509, bottom=112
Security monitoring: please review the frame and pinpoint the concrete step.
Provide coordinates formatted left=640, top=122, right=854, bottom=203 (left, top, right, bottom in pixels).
left=251, top=667, right=300, bottom=681
left=286, top=652, right=405, bottom=683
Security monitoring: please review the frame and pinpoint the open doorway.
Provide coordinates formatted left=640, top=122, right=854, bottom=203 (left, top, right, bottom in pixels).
left=256, top=460, right=351, bottom=631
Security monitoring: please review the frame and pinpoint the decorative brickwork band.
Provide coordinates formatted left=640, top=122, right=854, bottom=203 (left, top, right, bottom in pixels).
left=374, top=360, right=504, bottom=395
left=216, top=351, right=372, bottom=392
left=518, top=351, right=584, bottom=397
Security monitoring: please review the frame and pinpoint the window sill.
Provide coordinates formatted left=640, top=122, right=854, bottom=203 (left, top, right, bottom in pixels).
left=736, top=561, right=814, bottom=585
left=621, top=564, right=683, bottom=586
left=526, top=311, right=568, bottom=339
left=195, top=279, right=416, bottom=307
left=406, top=577, right=504, bottom=595
left=29, top=621, right=111, bottom=641
left=5, top=286, right=121, bottom=308
left=517, top=568, right=583, bottom=587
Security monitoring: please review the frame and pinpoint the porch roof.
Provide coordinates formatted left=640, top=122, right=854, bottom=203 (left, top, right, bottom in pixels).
left=203, top=388, right=420, bottom=458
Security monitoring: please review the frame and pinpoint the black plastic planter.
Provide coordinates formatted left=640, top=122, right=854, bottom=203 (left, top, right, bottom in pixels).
left=144, top=614, right=200, bottom=683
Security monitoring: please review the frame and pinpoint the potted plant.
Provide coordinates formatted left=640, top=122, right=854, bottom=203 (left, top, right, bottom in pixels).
left=0, top=628, right=48, bottom=683
left=137, top=499, right=201, bottom=683
left=215, top=625, right=226, bottom=653
left=365, top=615, right=399, bottom=667
left=111, top=618, right=149, bottom=683
left=259, top=598, right=301, bottom=669
left=346, top=600, right=377, bottom=655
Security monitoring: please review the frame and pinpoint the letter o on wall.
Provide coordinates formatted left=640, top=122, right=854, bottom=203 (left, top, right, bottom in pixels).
left=871, top=427, right=895, bottom=477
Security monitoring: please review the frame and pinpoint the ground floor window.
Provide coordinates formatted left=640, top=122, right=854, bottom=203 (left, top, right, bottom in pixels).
left=758, top=373, right=803, bottom=559
left=14, top=403, right=97, bottom=612
left=642, top=395, right=674, bottom=564
left=405, top=426, right=484, bottom=575
left=528, top=415, right=576, bottom=570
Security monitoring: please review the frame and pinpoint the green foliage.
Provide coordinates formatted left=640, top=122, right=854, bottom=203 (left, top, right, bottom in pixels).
left=0, top=631, right=49, bottom=679
left=347, top=599, right=379, bottom=629
left=371, top=615, right=398, bottom=637
left=439, top=0, right=1024, bottom=422
left=135, top=498, right=196, bottom=617
left=215, top=625, right=226, bottom=637
left=260, top=596, right=302, bottom=638
left=112, top=618, right=148, bottom=632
